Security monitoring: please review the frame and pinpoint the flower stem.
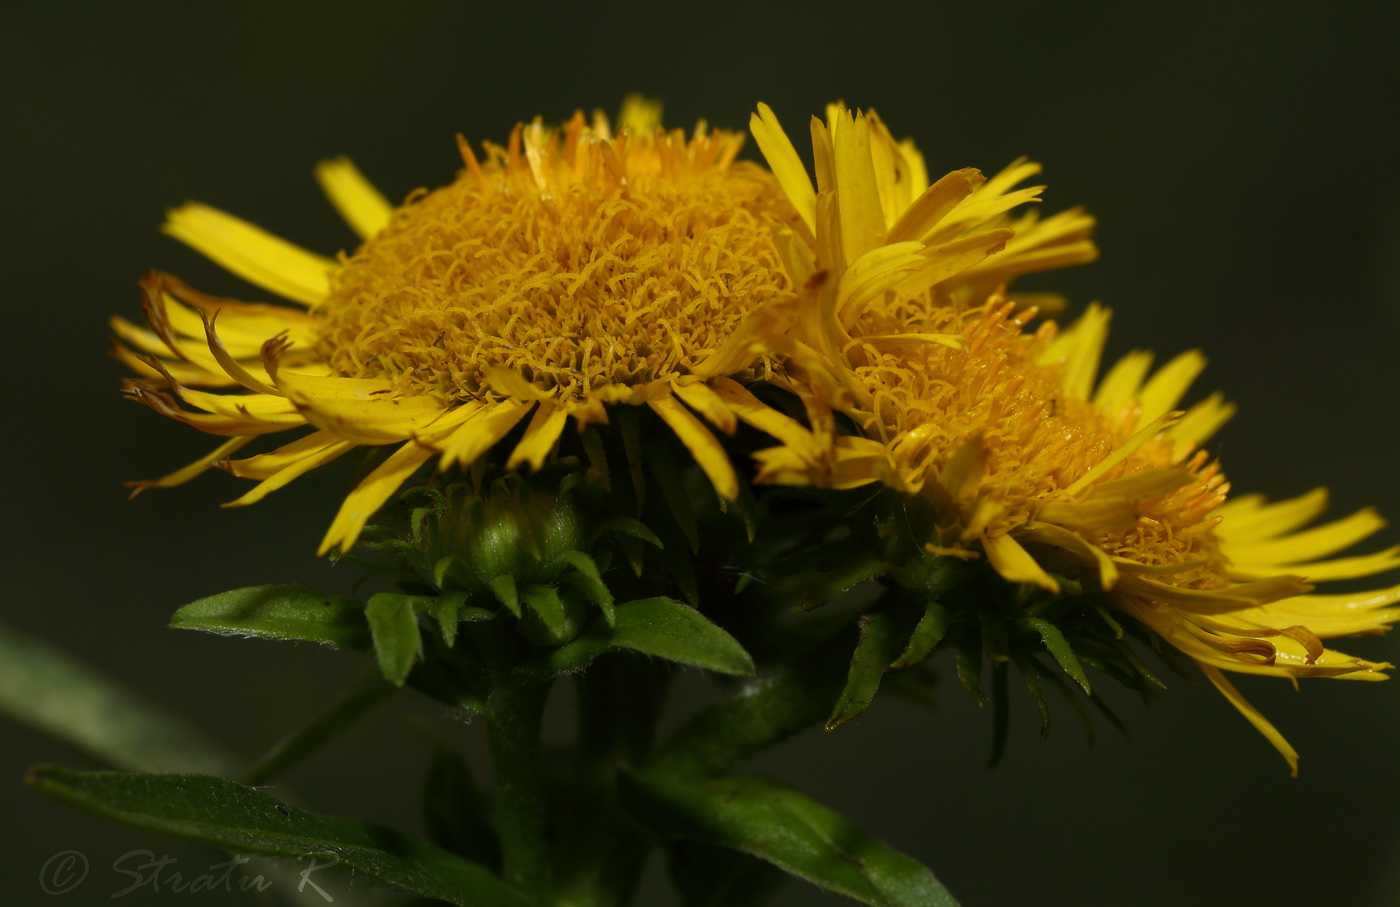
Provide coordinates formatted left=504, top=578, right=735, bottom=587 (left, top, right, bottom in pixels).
left=477, top=623, right=553, bottom=898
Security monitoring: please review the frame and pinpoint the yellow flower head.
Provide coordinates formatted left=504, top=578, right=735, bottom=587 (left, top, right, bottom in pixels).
left=749, top=102, right=1398, bottom=774
left=116, top=99, right=811, bottom=554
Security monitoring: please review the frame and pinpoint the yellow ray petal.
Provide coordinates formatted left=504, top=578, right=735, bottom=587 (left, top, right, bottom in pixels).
left=1117, top=573, right=1311, bottom=614
left=163, top=203, right=336, bottom=306
left=672, top=379, right=737, bottom=434
left=199, top=309, right=283, bottom=396
left=1169, top=391, right=1236, bottom=455
left=894, top=229, right=1013, bottom=300
left=433, top=400, right=534, bottom=470
left=1224, top=508, right=1386, bottom=566
left=1137, top=350, right=1207, bottom=426
left=1228, top=547, right=1400, bottom=583
left=1199, top=664, right=1299, bottom=777
left=1037, top=496, right=1141, bottom=533
left=1085, top=466, right=1193, bottom=502
left=750, top=104, right=816, bottom=233
left=506, top=402, right=568, bottom=472
left=224, top=437, right=355, bottom=507
left=319, top=439, right=436, bottom=555
left=1066, top=411, right=1181, bottom=497
left=273, top=370, right=450, bottom=445
left=1216, top=488, right=1330, bottom=544
left=1018, top=522, right=1119, bottom=590
left=123, top=383, right=304, bottom=436
left=1092, top=350, right=1153, bottom=413
left=885, top=168, right=983, bottom=245
left=314, top=156, right=393, bottom=240
left=222, top=430, right=345, bottom=480
left=648, top=395, right=739, bottom=501
left=125, top=436, right=255, bottom=496
left=982, top=532, right=1060, bottom=593
left=829, top=109, right=886, bottom=268
left=707, top=377, right=817, bottom=454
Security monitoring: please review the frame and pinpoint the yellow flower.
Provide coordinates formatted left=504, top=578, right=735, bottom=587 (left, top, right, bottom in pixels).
left=749, top=103, right=1398, bottom=773
left=116, top=100, right=812, bottom=554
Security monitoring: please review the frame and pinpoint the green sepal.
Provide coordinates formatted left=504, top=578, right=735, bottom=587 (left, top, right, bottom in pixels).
left=796, top=550, right=884, bottom=611
left=421, top=593, right=463, bottom=647
left=892, top=601, right=952, bottom=668
left=955, top=645, right=984, bottom=707
left=490, top=574, right=522, bottom=618
left=28, top=766, right=529, bottom=907
left=826, top=612, right=902, bottom=730
left=622, top=773, right=960, bottom=907
left=554, top=549, right=616, bottom=625
left=521, top=584, right=585, bottom=646
left=366, top=593, right=423, bottom=687
left=170, top=585, right=370, bottom=650
left=1017, top=618, right=1091, bottom=694
left=589, top=516, right=665, bottom=552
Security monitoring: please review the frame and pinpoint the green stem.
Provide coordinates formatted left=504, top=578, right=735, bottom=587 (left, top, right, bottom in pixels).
left=239, top=667, right=393, bottom=786
left=472, top=617, right=554, bottom=900
left=642, top=625, right=856, bottom=779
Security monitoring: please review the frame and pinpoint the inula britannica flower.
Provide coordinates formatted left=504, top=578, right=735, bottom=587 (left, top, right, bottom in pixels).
left=116, top=98, right=1398, bottom=773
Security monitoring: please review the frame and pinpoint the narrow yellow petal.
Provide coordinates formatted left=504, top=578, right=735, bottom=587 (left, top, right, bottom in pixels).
left=885, top=168, right=983, bottom=245
left=223, top=429, right=345, bottom=480
left=1137, top=350, right=1207, bottom=426
left=829, top=109, right=886, bottom=268
left=982, top=532, right=1060, bottom=593
left=1216, top=488, right=1329, bottom=544
left=648, top=396, right=739, bottom=501
left=224, top=438, right=354, bottom=507
left=707, top=377, right=817, bottom=453
left=506, top=402, right=569, bottom=472
left=1092, top=350, right=1153, bottom=413
left=314, top=156, right=393, bottom=241
left=1085, top=466, right=1193, bottom=502
left=1169, top=391, right=1236, bottom=455
left=199, top=309, right=282, bottom=396
left=125, top=436, right=255, bottom=496
left=318, top=440, right=435, bottom=555
left=1225, top=508, right=1386, bottom=565
left=672, top=379, right=737, bottom=434
left=894, top=229, right=1013, bottom=299
left=434, top=400, right=534, bottom=470
left=1018, top=522, right=1119, bottom=590
left=1229, top=547, right=1400, bottom=583
left=274, top=370, right=449, bottom=444
left=163, top=203, right=336, bottom=305
left=1199, top=664, right=1299, bottom=777
left=1117, top=573, right=1311, bottom=614
left=1066, top=411, right=1181, bottom=497
left=750, top=104, right=816, bottom=233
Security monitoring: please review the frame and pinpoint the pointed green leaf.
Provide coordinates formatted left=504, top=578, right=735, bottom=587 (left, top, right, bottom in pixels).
left=1017, top=618, right=1091, bottom=694
left=555, top=550, right=616, bottom=624
left=28, top=766, right=529, bottom=907
left=827, top=612, right=901, bottom=730
left=590, top=516, right=665, bottom=551
left=366, top=593, right=422, bottom=687
left=522, top=584, right=576, bottom=644
left=0, top=624, right=233, bottom=774
left=892, top=601, right=952, bottom=668
left=418, top=594, right=463, bottom=647
left=611, top=597, right=754, bottom=675
left=490, top=574, right=522, bottom=618
left=170, top=585, right=370, bottom=650
left=624, top=774, right=960, bottom=907
left=955, top=645, right=984, bottom=707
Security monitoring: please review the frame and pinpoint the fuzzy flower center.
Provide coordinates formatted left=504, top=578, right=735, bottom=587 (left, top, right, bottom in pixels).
left=314, top=118, right=795, bottom=405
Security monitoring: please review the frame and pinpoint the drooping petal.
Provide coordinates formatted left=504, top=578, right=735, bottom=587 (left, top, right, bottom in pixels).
left=319, top=439, right=436, bottom=555
left=648, top=395, right=739, bottom=501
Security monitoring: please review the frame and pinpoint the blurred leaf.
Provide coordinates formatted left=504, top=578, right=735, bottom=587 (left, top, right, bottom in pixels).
left=240, top=668, right=393, bottom=786
left=826, top=613, right=901, bottom=730
left=423, top=739, right=498, bottom=868
left=669, top=840, right=789, bottom=907
left=955, top=645, right=984, bottom=707
left=29, top=766, right=528, bottom=907
left=624, top=773, right=960, bottom=907
left=366, top=593, right=423, bottom=686
left=522, top=584, right=575, bottom=644
left=0, top=624, right=233, bottom=775
left=490, top=574, right=522, bottom=618
left=170, top=585, right=370, bottom=650
left=610, top=597, right=754, bottom=676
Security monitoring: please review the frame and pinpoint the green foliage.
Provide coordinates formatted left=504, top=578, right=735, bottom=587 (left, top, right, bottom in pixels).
left=28, top=766, right=531, bottom=907
left=169, top=584, right=371, bottom=649
left=623, top=773, right=961, bottom=907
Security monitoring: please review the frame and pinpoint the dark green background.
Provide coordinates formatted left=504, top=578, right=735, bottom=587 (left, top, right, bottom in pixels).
left=4, top=2, right=1399, bottom=904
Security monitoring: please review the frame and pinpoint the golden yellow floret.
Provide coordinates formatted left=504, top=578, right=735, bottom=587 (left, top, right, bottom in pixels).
left=748, top=102, right=1397, bottom=774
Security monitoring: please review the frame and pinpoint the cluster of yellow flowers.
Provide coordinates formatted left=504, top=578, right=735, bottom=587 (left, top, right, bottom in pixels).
left=115, top=98, right=1398, bottom=773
